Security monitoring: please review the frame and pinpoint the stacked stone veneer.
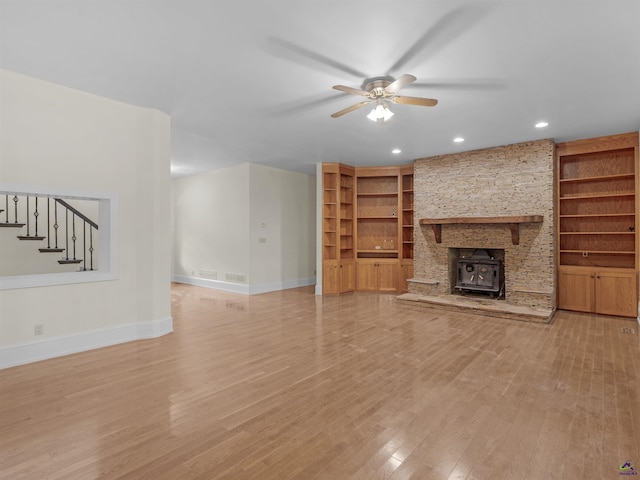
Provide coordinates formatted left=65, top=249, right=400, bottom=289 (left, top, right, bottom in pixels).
left=412, top=139, right=556, bottom=310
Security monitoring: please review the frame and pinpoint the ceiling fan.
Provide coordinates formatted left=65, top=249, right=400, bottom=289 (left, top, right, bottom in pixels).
left=331, top=74, right=438, bottom=120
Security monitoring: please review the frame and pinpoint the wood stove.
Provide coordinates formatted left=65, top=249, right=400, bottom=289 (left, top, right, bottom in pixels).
left=454, top=249, right=505, bottom=298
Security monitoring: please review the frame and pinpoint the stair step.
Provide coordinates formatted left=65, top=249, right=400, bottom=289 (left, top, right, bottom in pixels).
left=17, top=235, right=46, bottom=240
left=0, top=223, right=26, bottom=228
left=58, top=259, right=83, bottom=264
left=39, top=248, right=65, bottom=253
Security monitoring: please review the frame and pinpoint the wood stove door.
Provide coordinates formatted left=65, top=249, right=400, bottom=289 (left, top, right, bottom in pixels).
left=474, top=264, right=497, bottom=289
left=458, top=262, right=498, bottom=289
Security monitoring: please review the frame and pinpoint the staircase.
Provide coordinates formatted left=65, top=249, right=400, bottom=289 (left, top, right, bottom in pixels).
left=0, top=194, right=98, bottom=274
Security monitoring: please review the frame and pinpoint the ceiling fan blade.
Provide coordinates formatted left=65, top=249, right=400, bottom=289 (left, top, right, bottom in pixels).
left=333, top=85, right=370, bottom=96
left=386, top=5, right=492, bottom=73
left=331, top=101, right=372, bottom=118
left=392, top=96, right=438, bottom=107
left=384, top=74, right=416, bottom=94
left=410, top=79, right=504, bottom=91
left=266, top=93, right=350, bottom=117
left=266, top=37, right=369, bottom=78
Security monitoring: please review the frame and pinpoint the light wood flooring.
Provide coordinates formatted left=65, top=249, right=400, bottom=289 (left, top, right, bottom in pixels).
left=1, top=283, right=639, bottom=479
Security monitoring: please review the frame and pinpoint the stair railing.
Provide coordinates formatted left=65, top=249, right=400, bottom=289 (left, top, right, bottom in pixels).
left=16, top=196, right=45, bottom=241
left=54, top=198, right=98, bottom=270
left=1, top=193, right=99, bottom=272
left=39, top=198, right=64, bottom=253
left=0, top=195, right=25, bottom=227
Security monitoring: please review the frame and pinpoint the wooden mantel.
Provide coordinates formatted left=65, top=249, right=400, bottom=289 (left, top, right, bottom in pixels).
left=419, top=215, right=544, bottom=245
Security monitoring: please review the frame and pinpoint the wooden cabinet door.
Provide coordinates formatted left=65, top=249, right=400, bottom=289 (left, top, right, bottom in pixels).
left=340, top=261, right=355, bottom=293
left=356, top=260, right=399, bottom=292
left=558, top=267, right=594, bottom=313
left=356, top=261, right=378, bottom=291
left=322, top=261, right=339, bottom=295
left=595, top=270, right=637, bottom=317
left=377, top=261, right=399, bottom=292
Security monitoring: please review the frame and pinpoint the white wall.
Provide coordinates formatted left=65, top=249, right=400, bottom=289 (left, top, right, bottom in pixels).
left=248, top=164, right=316, bottom=291
left=0, top=70, right=172, bottom=368
left=171, top=163, right=316, bottom=294
left=172, top=164, right=251, bottom=284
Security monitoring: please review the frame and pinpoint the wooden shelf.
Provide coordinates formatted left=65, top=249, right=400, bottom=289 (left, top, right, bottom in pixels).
left=559, top=173, right=634, bottom=183
left=560, top=213, right=634, bottom=218
left=357, top=192, right=397, bottom=197
left=560, top=231, right=635, bottom=235
left=419, top=215, right=544, bottom=245
left=358, top=249, right=398, bottom=253
left=560, top=250, right=635, bottom=255
left=559, top=191, right=635, bottom=200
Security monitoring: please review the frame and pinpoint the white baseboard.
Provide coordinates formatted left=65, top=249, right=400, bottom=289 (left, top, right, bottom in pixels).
left=171, top=274, right=316, bottom=295
left=248, top=276, right=316, bottom=295
left=172, top=274, right=250, bottom=294
left=0, top=316, right=173, bottom=370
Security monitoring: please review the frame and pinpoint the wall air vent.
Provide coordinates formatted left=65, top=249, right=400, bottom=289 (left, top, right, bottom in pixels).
left=226, top=273, right=246, bottom=284
left=199, top=269, right=217, bottom=280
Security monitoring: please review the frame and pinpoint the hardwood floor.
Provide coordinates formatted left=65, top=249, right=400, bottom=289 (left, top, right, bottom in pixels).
left=1, top=283, right=639, bottom=479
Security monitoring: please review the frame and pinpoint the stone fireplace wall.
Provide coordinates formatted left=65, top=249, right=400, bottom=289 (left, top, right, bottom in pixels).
left=412, top=139, right=555, bottom=310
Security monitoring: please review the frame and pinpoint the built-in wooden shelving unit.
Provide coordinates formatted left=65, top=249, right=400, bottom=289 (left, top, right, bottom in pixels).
left=556, top=131, right=639, bottom=317
left=322, top=163, right=413, bottom=294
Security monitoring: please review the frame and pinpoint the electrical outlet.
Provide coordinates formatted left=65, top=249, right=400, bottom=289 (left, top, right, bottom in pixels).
left=34, top=324, right=44, bottom=336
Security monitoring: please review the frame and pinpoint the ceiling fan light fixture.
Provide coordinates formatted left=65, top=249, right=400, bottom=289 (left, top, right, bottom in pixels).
left=367, top=103, right=394, bottom=122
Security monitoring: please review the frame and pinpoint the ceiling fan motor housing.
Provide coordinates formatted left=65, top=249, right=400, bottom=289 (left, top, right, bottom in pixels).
left=362, top=76, right=395, bottom=97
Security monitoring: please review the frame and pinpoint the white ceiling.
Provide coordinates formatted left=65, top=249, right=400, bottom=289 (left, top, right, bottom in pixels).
left=1, top=1, right=639, bottom=178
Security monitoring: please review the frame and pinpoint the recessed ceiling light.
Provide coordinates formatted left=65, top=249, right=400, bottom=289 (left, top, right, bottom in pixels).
left=392, top=148, right=402, bottom=154
left=535, top=121, right=549, bottom=128
left=453, top=137, right=464, bottom=143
